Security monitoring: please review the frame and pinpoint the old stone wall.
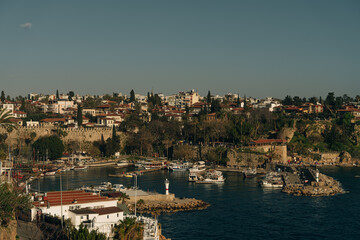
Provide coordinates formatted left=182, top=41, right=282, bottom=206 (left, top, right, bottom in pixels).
left=0, top=126, right=123, bottom=146
left=128, top=193, right=175, bottom=203
left=0, top=220, right=17, bottom=240
left=227, top=145, right=288, bottom=167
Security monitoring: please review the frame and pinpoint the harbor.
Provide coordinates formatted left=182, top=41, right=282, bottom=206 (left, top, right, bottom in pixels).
left=28, top=165, right=360, bottom=239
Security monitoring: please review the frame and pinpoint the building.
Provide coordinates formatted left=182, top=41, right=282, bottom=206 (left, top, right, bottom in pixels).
left=31, top=190, right=123, bottom=237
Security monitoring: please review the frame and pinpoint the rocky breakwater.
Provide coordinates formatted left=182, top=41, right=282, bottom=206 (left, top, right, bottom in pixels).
left=283, top=172, right=344, bottom=196
left=127, top=198, right=210, bottom=214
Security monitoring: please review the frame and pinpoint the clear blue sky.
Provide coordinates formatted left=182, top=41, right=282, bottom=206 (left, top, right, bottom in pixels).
left=1, top=0, right=359, bottom=99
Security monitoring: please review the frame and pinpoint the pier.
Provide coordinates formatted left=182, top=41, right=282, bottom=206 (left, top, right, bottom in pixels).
left=108, top=168, right=162, bottom=177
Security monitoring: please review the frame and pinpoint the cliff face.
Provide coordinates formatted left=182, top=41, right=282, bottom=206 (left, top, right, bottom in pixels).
left=0, top=220, right=17, bottom=240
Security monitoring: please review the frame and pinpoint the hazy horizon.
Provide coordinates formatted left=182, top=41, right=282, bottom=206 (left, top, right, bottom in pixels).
left=1, top=0, right=359, bottom=99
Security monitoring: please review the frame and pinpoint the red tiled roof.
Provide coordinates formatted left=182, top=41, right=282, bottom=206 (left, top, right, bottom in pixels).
left=337, top=108, right=360, bottom=112
left=33, top=190, right=115, bottom=207
left=251, top=139, right=284, bottom=144
left=92, top=206, right=122, bottom=215
left=97, top=104, right=111, bottom=108
left=40, top=118, right=66, bottom=122
left=14, top=110, right=26, bottom=114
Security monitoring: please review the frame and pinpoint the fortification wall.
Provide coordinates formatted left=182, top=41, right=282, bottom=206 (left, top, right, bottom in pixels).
left=227, top=145, right=288, bottom=167
left=0, top=126, right=122, bottom=146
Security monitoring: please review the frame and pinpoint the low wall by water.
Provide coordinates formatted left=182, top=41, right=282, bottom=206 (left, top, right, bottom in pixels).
left=128, top=193, right=175, bottom=203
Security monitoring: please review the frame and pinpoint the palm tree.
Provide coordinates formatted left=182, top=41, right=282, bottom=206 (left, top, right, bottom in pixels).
left=150, top=209, right=161, bottom=220
left=114, top=217, right=143, bottom=240
left=118, top=192, right=130, bottom=204
left=0, top=108, right=17, bottom=132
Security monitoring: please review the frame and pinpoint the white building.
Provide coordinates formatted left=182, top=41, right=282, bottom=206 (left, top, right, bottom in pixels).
left=31, top=190, right=123, bottom=237
left=69, top=207, right=123, bottom=236
left=26, top=120, right=39, bottom=127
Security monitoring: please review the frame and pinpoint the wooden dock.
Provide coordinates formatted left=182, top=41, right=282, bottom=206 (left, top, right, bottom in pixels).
left=109, top=168, right=163, bottom=177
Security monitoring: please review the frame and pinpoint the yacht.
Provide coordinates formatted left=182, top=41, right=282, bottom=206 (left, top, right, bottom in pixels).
left=188, top=172, right=203, bottom=182
left=169, top=163, right=189, bottom=172
left=196, top=170, right=225, bottom=184
left=189, top=161, right=206, bottom=173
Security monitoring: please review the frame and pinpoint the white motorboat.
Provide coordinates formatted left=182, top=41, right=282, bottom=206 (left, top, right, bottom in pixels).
left=117, top=160, right=129, bottom=167
left=44, top=171, right=56, bottom=176
left=260, top=180, right=283, bottom=188
left=74, top=166, right=88, bottom=171
left=188, top=172, right=203, bottom=182
left=259, top=172, right=284, bottom=188
left=196, top=170, right=225, bottom=184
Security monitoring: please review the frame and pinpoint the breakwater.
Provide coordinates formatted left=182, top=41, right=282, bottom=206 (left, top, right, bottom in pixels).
left=127, top=198, right=210, bottom=214
left=282, top=168, right=345, bottom=196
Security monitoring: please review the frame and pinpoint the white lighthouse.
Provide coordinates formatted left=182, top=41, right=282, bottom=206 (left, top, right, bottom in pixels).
left=165, top=179, right=169, bottom=195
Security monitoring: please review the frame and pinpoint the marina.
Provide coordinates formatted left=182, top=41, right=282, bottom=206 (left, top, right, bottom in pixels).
left=28, top=166, right=360, bottom=239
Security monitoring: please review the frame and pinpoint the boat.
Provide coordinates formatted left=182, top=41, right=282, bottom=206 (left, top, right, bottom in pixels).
left=243, top=168, right=257, bottom=178
left=259, top=172, right=284, bottom=188
left=260, top=180, right=283, bottom=188
left=188, top=172, right=203, bottom=182
left=74, top=166, right=88, bottom=171
left=196, top=170, right=225, bottom=184
left=189, top=161, right=206, bottom=173
left=168, top=162, right=189, bottom=172
left=137, top=160, right=164, bottom=170
left=169, top=163, right=189, bottom=172
left=44, top=171, right=56, bottom=176
left=117, top=160, right=129, bottom=167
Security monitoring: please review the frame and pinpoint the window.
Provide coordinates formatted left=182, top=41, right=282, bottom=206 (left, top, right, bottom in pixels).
left=81, top=216, right=83, bottom=220
left=107, top=215, right=109, bottom=219
left=117, top=213, right=119, bottom=217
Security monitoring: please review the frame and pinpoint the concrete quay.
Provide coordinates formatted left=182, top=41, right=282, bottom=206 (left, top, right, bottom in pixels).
left=282, top=167, right=344, bottom=196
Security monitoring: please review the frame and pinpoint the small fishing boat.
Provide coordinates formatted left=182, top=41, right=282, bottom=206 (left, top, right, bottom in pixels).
left=44, top=171, right=56, bottom=176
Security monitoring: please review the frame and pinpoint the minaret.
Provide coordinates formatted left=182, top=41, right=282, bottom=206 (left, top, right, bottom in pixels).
left=165, top=179, right=169, bottom=195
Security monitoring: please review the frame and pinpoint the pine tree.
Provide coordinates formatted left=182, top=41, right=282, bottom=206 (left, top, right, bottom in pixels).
left=236, top=94, right=240, bottom=107
left=207, top=91, right=211, bottom=104
left=56, top=90, right=59, bottom=100
left=130, top=89, right=135, bottom=102
left=19, top=98, right=26, bottom=112
left=0, top=91, right=5, bottom=103
left=77, top=105, right=83, bottom=127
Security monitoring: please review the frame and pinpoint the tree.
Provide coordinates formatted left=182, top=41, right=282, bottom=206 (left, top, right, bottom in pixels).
left=32, top=135, right=64, bottom=160
left=56, top=89, right=59, bottom=100
left=282, top=95, right=293, bottom=106
left=207, top=91, right=211, bottom=104
left=69, top=224, right=107, bottom=240
left=68, top=91, right=75, bottom=101
left=0, top=108, right=17, bottom=132
left=114, top=217, right=144, bottom=240
left=0, top=183, right=31, bottom=227
left=0, top=90, right=5, bottom=103
left=77, top=105, right=83, bottom=127
left=19, top=98, right=26, bottom=112
left=130, top=89, right=135, bottom=102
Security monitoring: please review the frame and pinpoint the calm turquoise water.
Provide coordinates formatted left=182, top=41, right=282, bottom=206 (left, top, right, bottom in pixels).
left=32, top=167, right=360, bottom=240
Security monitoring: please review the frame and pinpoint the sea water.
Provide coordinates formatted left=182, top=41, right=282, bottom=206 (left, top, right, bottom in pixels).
left=32, top=166, right=360, bottom=240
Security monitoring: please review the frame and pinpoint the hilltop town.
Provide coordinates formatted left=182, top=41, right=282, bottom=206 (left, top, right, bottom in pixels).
left=0, top=90, right=360, bottom=166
